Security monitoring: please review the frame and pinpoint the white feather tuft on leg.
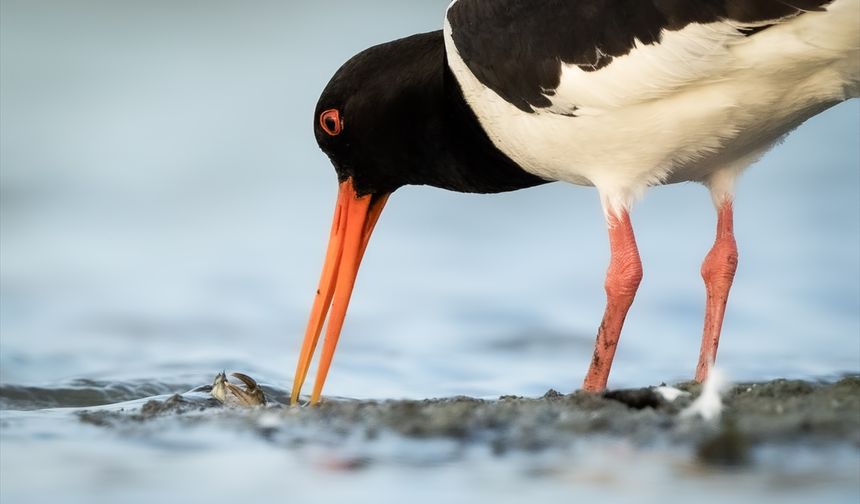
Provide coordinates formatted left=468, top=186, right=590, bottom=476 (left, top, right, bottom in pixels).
left=682, top=366, right=730, bottom=421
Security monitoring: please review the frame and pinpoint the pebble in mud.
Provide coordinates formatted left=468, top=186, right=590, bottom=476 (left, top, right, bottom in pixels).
left=140, top=394, right=192, bottom=417
left=78, top=394, right=201, bottom=427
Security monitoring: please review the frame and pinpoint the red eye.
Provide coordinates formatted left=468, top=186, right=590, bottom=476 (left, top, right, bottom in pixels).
left=320, top=109, right=342, bottom=136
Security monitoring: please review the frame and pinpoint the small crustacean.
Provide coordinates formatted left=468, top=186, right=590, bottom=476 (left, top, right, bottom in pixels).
left=211, top=371, right=267, bottom=407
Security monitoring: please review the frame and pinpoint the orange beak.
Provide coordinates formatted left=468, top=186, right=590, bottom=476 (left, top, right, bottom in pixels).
left=290, top=178, right=389, bottom=405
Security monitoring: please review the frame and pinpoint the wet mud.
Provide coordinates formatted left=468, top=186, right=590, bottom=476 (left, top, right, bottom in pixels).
left=75, top=376, right=860, bottom=467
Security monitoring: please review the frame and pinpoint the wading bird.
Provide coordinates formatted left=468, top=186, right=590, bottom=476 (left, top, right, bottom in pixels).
left=291, top=0, right=859, bottom=405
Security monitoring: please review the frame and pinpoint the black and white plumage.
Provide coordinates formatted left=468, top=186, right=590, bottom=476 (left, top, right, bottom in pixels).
left=445, top=0, right=859, bottom=212
left=447, top=0, right=838, bottom=111
left=290, top=0, right=860, bottom=404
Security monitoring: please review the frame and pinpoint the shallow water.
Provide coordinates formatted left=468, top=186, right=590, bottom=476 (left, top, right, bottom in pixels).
left=2, top=378, right=859, bottom=504
left=1, top=1, right=859, bottom=502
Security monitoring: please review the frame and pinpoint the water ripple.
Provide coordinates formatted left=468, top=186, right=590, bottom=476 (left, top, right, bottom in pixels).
left=0, top=379, right=196, bottom=410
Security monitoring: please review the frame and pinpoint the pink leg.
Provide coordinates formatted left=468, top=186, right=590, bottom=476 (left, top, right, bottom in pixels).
left=695, top=199, right=738, bottom=382
left=583, top=210, right=643, bottom=392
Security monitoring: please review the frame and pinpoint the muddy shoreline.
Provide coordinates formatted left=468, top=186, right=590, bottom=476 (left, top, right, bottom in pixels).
left=75, top=376, right=860, bottom=467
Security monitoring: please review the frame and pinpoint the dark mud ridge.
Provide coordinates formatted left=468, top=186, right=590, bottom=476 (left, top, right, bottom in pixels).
left=78, top=377, right=860, bottom=467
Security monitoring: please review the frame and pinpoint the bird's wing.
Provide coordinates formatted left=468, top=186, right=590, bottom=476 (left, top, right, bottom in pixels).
left=445, top=0, right=833, bottom=115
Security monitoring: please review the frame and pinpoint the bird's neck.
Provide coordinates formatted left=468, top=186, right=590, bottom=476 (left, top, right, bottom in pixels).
left=404, top=30, right=550, bottom=194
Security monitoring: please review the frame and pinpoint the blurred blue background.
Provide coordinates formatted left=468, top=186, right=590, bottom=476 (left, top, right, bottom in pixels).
left=1, top=0, right=858, bottom=399
left=2, top=2, right=859, bottom=503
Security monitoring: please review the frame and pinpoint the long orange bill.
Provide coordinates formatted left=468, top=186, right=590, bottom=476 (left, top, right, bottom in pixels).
left=290, top=178, right=388, bottom=405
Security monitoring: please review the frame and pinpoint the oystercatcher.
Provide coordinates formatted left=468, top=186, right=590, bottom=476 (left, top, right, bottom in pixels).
left=291, top=0, right=860, bottom=405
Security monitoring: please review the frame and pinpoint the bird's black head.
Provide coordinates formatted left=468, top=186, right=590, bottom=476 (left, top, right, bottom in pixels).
left=314, top=30, right=548, bottom=197
left=314, top=31, right=447, bottom=196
